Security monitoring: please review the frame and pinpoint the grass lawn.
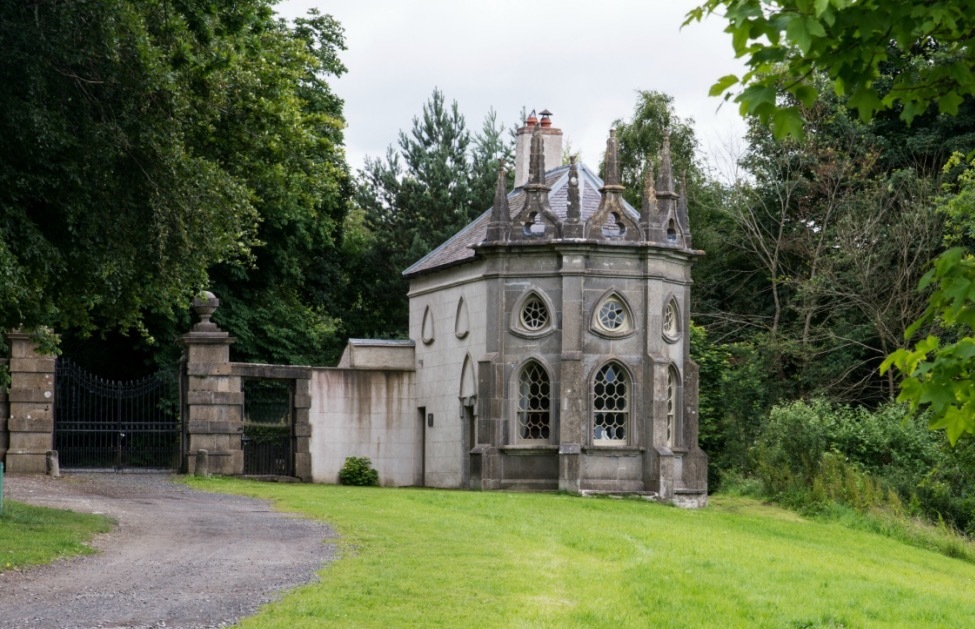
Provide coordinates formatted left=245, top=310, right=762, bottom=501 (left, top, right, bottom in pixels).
left=0, top=500, right=112, bottom=573
left=186, top=477, right=975, bottom=628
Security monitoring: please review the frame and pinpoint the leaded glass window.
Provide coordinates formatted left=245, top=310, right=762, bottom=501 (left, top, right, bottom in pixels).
left=593, top=362, right=628, bottom=444
left=518, top=362, right=551, bottom=440
left=521, top=297, right=549, bottom=331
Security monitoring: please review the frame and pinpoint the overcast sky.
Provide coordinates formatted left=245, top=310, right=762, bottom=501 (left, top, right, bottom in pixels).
left=275, top=0, right=747, bottom=173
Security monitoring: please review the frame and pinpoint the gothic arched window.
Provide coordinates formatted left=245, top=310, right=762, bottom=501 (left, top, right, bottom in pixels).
left=593, top=362, right=629, bottom=445
left=517, top=361, right=551, bottom=441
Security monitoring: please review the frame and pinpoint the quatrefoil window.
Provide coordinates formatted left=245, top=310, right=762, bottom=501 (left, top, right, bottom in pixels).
left=521, top=296, right=549, bottom=331
left=510, top=289, right=556, bottom=339
left=591, top=291, right=634, bottom=338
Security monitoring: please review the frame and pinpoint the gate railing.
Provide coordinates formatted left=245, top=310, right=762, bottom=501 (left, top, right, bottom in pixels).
left=54, top=359, right=181, bottom=470
left=242, top=378, right=293, bottom=476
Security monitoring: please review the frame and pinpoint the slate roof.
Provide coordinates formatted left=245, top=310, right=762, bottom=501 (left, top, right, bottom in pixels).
left=403, top=163, right=640, bottom=278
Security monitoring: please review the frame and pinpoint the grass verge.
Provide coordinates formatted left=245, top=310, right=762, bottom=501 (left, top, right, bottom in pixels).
left=0, top=499, right=113, bottom=573
left=187, top=477, right=975, bottom=628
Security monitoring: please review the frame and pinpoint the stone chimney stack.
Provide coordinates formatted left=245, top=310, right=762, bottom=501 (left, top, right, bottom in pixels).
left=514, top=109, right=563, bottom=188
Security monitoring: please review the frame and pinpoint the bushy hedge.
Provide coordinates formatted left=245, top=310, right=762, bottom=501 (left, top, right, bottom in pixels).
left=338, top=456, right=379, bottom=487
left=751, top=399, right=975, bottom=535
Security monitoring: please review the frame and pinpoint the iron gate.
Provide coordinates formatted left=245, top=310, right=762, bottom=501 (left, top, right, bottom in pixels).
left=54, top=358, right=181, bottom=470
left=242, top=379, right=293, bottom=476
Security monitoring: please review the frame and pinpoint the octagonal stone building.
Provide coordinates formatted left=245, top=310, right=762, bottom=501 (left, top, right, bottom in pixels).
left=397, top=112, right=707, bottom=506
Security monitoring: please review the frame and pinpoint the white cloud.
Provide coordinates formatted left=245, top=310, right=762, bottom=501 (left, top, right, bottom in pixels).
left=276, top=0, right=747, bottom=172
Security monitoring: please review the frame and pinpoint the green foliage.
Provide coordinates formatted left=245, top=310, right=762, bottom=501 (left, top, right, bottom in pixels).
left=686, top=0, right=975, bottom=139
left=0, top=1, right=352, bottom=368
left=751, top=398, right=975, bottom=536
left=691, top=324, right=780, bottom=488
left=0, top=0, right=266, bottom=336
left=882, top=248, right=975, bottom=443
left=612, top=91, right=699, bottom=208
left=337, top=456, right=379, bottom=487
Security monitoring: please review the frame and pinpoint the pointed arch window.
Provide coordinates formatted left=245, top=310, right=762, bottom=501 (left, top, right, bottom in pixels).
left=666, top=365, right=681, bottom=447
left=517, top=361, right=551, bottom=441
left=663, top=297, right=681, bottom=343
left=593, top=362, right=629, bottom=445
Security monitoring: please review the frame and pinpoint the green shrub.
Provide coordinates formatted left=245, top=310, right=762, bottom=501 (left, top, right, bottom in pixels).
left=338, top=456, right=379, bottom=486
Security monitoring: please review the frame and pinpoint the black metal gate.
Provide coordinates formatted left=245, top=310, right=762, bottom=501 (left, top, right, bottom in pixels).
left=242, top=379, right=293, bottom=476
left=54, top=358, right=181, bottom=470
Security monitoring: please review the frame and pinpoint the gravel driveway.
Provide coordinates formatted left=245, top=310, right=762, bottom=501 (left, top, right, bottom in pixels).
left=0, top=473, right=335, bottom=629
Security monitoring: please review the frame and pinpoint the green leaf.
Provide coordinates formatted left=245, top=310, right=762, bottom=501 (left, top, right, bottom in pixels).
left=771, top=107, right=805, bottom=140
left=709, top=74, right=740, bottom=97
left=785, top=15, right=814, bottom=54
left=938, top=91, right=964, bottom=116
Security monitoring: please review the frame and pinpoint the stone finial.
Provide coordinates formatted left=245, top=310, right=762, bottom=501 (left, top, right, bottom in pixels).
left=585, top=129, right=639, bottom=242
left=656, top=128, right=675, bottom=194
left=492, top=161, right=510, bottom=222
left=485, top=161, right=511, bottom=242
left=677, top=170, right=692, bottom=247
left=640, top=163, right=657, bottom=230
left=603, top=129, right=620, bottom=187
left=191, top=291, right=222, bottom=333
left=561, top=156, right=584, bottom=239
left=566, top=157, right=581, bottom=223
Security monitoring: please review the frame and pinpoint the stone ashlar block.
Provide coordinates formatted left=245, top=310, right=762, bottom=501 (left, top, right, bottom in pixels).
left=186, top=391, right=244, bottom=406
left=293, top=422, right=312, bottom=438
left=294, top=436, right=309, bottom=454
left=188, top=404, right=242, bottom=424
left=293, top=393, right=312, bottom=409
left=7, top=417, right=54, bottom=433
left=9, top=431, right=54, bottom=451
left=187, top=343, right=231, bottom=365
left=10, top=372, right=54, bottom=390
left=7, top=388, right=55, bottom=404
left=8, top=403, right=53, bottom=421
left=8, top=358, right=56, bottom=374
left=4, top=451, right=48, bottom=474
left=187, top=419, right=243, bottom=435
left=186, top=362, right=233, bottom=377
